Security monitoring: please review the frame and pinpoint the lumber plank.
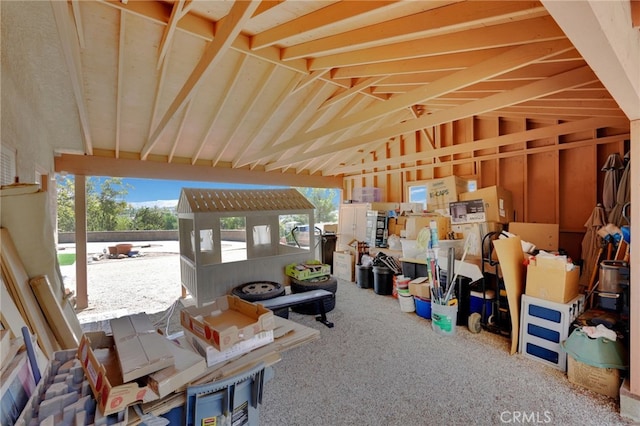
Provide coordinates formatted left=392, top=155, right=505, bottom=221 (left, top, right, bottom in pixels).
left=0, top=227, right=58, bottom=357
left=30, top=275, right=78, bottom=349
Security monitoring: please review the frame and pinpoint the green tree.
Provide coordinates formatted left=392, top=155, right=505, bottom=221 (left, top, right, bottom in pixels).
left=56, top=176, right=130, bottom=232
left=133, top=207, right=165, bottom=230
left=56, top=176, right=76, bottom=232
left=163, top=211, right=178, bottom=230
left=296, top=187, right=338, bottom=223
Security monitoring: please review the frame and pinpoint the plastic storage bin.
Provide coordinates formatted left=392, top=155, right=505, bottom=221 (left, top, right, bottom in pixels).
left=519, top=294, right=585, bottom=371
left=185, top=363, right=273, bottom=426
left=469, top=289, right=495, bottom=318
left=415, top=297, right=432, bottom=319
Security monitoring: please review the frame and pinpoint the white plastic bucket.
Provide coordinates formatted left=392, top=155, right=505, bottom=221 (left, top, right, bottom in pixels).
left=431, top=302, right=458, bottom=336
left=398, top=290, right=415, bottom=313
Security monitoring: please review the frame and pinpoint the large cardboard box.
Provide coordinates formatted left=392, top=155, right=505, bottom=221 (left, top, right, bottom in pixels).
left=449, top=199, right=486, bottom=224
left=78, top=332, right=158, bottom=416
left=525, top=261, right=580, bottom=303
left=508, top=222, right=559, bottom=252
left=333, top=251, right=355, bottom=282
left=424, top=176, right=470, bottom=211
left=567, top=355, right=621, bottom=399
left=460, top=186, right=513, bottom=224
left=450, top=222, right=504, bottom=257
left=405, top=215, right=451, bottom=240
left=181, top=295, right=275, bottom=352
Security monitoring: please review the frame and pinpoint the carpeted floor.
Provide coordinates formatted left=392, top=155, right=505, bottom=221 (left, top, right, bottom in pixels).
left=258, top=279, right=633, bottom=426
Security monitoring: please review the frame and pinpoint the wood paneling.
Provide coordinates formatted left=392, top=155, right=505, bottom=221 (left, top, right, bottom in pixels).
left=527, top=152, right=557, bottom=223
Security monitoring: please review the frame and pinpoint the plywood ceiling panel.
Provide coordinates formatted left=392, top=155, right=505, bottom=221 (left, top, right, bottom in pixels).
left=6, top=0, right=628, bottom=181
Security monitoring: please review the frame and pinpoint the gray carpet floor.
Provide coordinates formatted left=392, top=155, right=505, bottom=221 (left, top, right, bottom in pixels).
left=258, top=279, right=633, bottom=426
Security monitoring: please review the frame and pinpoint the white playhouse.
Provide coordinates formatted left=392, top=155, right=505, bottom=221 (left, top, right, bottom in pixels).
left=177, top=188, right=316, bottom=305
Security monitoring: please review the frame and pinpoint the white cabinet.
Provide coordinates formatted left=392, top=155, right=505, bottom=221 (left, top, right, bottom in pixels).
left=337, top=202, right=399, bottom=249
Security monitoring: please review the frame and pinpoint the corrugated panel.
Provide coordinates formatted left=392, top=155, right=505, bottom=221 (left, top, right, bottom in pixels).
left=177, top=188, right=314, bottom=213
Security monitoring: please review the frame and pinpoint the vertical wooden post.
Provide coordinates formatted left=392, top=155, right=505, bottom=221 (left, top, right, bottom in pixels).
left=74, top=175, right=88, bottom=310
left=630, top=119, right=639, bottom=396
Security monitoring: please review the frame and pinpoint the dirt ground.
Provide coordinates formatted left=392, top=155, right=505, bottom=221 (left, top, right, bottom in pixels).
left=59, top=242, right=185, bottom=324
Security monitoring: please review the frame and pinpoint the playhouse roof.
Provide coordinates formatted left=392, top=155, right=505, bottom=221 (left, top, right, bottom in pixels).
left=177, top=188, right=315, bottom=214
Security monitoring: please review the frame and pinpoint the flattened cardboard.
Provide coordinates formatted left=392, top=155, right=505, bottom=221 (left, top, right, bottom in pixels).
left=184, top=328, right=274, bottom=368
left=146, top=337, right=206, bottom=398
left=109, top=313, right=174, bottom=383
left=492, top=237, right=525, bottom=355
left=333, top=251, right=354, bottom=282
left=29, top=275, right=78, bottom=349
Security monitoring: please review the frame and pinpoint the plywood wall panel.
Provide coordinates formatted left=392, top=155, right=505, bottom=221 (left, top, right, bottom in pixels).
left=559, top=146, right=597, bottom=231
left=479, top=159, right=498, bottom=188
left=527, top=152, right=557, bottom=223
left=499, top=156, right=525, bottom=222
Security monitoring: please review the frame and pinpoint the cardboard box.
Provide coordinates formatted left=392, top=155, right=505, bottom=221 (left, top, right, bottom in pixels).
left=78, top=332, right=158, bottom=416
left=508, top=222, right=559, bottom=252
left=525, top=262, right=580, bottom=303
left=409, top=278, right=431, bottom=299
left=450, top=222, right=504, bottom=257
left=460, top=186, right=513, bottom=224
left=180, top=295, right=275, bottom=352
left=110, top=313, right=174, bottom=383
left=184, top=328, right=274, bottom=368
left=424, top=176, right=470, bottom=211
left=449, top=199, right=486, bottom=224
left=567, top=355, right=621, bottom=399
left=285, top=262, right=331, bottom=280
left=388, top=216, right=407, bottom=237
left=146, top=337, right=207, bottom=398
left=333, top=251, right=355, bottom=282
left=404, top=215, right=451, bottom=240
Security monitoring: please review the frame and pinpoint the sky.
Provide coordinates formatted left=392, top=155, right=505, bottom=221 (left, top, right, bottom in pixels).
left=92, top=177, right=340, bottom=208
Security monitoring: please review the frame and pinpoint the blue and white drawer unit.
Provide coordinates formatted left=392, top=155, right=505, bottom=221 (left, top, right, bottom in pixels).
left=519, top=294, right=585, bottom=371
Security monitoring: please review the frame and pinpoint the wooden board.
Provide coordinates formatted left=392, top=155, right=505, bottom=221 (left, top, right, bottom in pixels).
left=0, top=227, right=58, bottom=357
left=29, top=275, right=78, bottom=349
left=0, top=275, right=27, bottom=337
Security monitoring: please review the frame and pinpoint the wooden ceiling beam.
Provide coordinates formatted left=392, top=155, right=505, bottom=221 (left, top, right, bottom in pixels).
left=51, top=0, right=93, bottom=155
left=250, top=1, right=397, bottom=50
left=212, top=64, right=278, bottom=167
left=70, top=0, right=85, bottom=49
left=168, top=100, right=194, bottom=163
left=333, top=47, right=511, bottom=79
left=278, top=66, right=600, bottom=166
left=319, top=77, right=386, bottom=110
left=245, top=39, right=574, bottom=164
left=115, top=9, right=125, bottom=159
left=232, top=73, right=303, bottom=168
left=308, top=15, right=565, bottom=70
left=268, top=96, right=375, bottom=172
left=345, top=133, right=629, bottom=179
left=190, top=54, right=249, bottom=165
left=157, top=0, right=185, bottom=69
left=334, top=117, right=629, bottom=174
left=143, top=0, right=259, bottom=161
left=290, top=69, right=329, bottom=95
left=54, top=153, right=343, bottom=188
left=283, top=1, right=545, bottom=60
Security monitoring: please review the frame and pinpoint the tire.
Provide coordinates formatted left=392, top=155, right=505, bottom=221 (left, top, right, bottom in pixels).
left=231, top=281, right=289, bottom=319
left=290, top=275, right=338, bottom=315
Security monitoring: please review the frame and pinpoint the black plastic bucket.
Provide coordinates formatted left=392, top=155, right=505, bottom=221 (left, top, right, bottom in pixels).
left=356, top=265, right=373, bottom=289
left=373, top=266, right=393, bottom=295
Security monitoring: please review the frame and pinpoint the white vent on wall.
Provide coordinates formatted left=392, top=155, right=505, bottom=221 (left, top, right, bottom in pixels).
left=1, top=146, right=16, bottom=185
